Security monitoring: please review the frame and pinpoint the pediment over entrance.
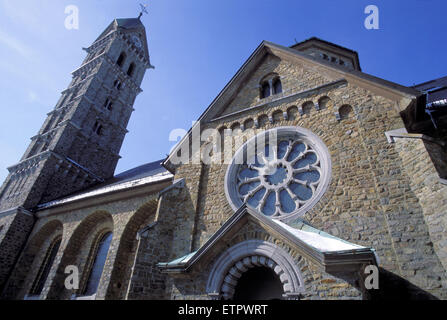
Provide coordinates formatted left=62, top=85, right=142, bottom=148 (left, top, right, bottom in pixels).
left=157, top=204, right=377, bottom=274
left=157, top=204, right=377, bottom=299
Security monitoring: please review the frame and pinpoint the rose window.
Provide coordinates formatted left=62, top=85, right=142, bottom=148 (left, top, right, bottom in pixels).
left=225, top=127, right=331, bottom=221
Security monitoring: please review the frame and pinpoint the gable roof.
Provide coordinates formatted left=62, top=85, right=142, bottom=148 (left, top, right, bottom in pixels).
left=163, top=39, right=422, bottom=172
left=291, top=37, right=359, bottom=56
left=157, top=204, right=377, bottom=274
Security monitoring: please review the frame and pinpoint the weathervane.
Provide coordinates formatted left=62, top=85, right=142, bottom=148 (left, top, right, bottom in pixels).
left=138, top=3, right=149, bottom=19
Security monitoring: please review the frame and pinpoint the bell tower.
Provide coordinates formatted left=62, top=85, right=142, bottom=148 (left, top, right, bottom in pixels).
left=0, top=16, right=153, bottom=291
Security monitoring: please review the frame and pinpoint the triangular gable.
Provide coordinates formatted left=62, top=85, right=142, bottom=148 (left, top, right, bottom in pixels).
left=163, top=40, right=421, bottom=171
left=157, top=204, right=377, bottom=274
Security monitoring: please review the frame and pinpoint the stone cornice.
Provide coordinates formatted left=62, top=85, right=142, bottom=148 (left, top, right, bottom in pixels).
left=385, top=127, right=446, bottom=147
left=7, top=151, right=53, bottom=174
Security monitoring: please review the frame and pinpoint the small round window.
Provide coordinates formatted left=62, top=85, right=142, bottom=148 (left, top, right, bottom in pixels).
left=224, top=127, right=331, bottom=221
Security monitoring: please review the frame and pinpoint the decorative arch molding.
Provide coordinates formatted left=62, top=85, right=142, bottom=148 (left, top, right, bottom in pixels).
left=206, top=240, right=304, bottom=300
left=46, top=210, right=113, bottom=299
left=258, top=72, right=280, bottom=84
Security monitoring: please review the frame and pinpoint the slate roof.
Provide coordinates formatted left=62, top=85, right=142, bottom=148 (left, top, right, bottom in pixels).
left=291, top=36, right=359, bottom=55
left=37, top=160, right=172, bottom=210
left=115, top=18, right=145, bottom=30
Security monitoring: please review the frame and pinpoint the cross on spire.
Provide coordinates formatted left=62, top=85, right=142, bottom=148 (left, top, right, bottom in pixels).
left=138, top=3, right=149, bottom=19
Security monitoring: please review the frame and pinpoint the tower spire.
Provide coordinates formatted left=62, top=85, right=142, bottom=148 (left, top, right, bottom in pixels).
left=138, top=3, right=149, bottom=19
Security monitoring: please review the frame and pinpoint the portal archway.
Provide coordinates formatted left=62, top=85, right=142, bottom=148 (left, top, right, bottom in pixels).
left=206, top=240, right=304, bottom=300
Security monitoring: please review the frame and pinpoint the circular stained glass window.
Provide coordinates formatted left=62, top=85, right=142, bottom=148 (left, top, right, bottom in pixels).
left=224, top=126, right=331, bottom=221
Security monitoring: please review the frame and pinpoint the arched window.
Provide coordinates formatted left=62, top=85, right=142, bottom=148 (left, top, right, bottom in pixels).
left=83, top=232, right=113, bottom=296
left=260, top=81, right=270, bottom=99
left=116, top=52, right=126, bottom=67
left=29, top=237, right=61, bottom=296
left=272, top=78, right=282, bottom=95
left=127, top=63, right=135, bottom=77
left=339, top=104, right=353, bottom=120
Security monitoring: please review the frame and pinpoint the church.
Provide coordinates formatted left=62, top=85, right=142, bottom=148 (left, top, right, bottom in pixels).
left=0, top=15, right=446, bottom=300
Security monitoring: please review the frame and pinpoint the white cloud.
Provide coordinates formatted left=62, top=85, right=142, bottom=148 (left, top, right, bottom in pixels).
left=0, top=28, right=35, bottom=59
left=0, top=0, right=52, bottom=35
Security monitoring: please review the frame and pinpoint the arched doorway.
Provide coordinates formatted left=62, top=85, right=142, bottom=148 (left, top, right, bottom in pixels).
left=233, top=266, right=284, bottom=300
left=206, top=240, right=305, bottom=300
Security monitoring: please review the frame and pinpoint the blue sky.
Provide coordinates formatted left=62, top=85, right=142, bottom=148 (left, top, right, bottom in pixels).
left=0, top=0, right=446, bottom=183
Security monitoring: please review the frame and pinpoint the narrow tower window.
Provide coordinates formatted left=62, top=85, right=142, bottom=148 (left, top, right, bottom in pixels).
left=93, top=121, right=103, bottom=135
left=29, top=237, right=62, bottom=296
left=116, top=52, right=126, bottom=67
left=83, top=232, right=113, bottom=296
left=113, top=80, right=121, bottom=90
left=127, top=63, right=135, bottom=77
left=103, top=98, right=113, bottom=111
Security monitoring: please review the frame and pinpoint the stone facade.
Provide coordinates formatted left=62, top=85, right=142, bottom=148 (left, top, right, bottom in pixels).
left=158, top=41, right=447, bottom=299
left=0, top=18, right=446, bottom=300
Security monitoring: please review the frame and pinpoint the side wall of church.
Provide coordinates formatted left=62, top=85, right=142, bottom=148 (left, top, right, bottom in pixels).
left=394, top=137, right=447, bottom=278
left=1, top=189, right=164, bottom=300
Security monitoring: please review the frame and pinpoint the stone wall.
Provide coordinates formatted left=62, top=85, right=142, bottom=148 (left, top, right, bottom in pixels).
left=162, top=52, right=447, bottom=299
left=0, top=208, right=35, bottom=294
left=126, top=179, right=199, bottom=299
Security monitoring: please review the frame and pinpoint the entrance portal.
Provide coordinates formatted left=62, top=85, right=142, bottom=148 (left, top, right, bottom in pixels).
left=233, top=266, right=284, bottom=300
